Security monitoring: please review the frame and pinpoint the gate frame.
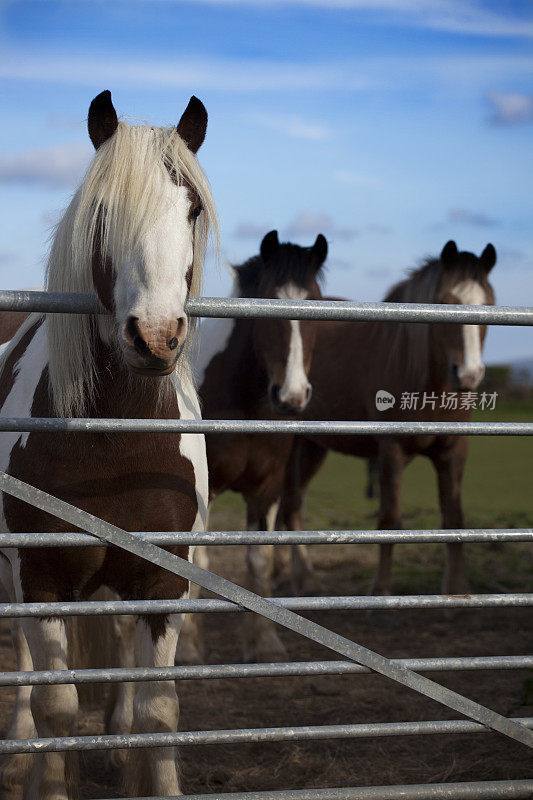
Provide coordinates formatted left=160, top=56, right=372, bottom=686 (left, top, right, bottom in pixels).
left=0, top=289, right=532, bottom=800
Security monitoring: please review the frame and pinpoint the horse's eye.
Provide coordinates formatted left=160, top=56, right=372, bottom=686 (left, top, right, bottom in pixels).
left=191, top=204, right=203, bottom=219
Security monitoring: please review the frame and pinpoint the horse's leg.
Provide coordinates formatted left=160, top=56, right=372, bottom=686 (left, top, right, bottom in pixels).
left=366, top=456, right=380, bottom=500
left=21, top=614, right=78, bottom=800
left=124, top=612, right=184, bottom=797
left=0, top=556, right=36, bottom=792
left=290, top=440, right=327, bottom=595
left=176, top=545, right=207, bottom=665
left=106, top=612, right=136, bottom=770
left=176, top=503, right=211, bottom=666
left=432, top=437, right=469, bottom=594
left=372, top=439, right=410, bottom=595
left=277, top=438, right=327, bottom=595
left=244, top=499, right=287, bottom=662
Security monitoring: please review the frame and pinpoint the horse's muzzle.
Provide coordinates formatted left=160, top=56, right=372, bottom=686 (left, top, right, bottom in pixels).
left=124, top=347, right=181, bottom=376
left=122, top=314, right=186, bottom=375
left=269, top=383, right=312, bottom=414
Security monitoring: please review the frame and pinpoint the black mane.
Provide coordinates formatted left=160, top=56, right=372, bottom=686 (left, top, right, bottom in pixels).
left=384, top=251, right=494, bottom=304
left=234, top=243, right=324, bottom=298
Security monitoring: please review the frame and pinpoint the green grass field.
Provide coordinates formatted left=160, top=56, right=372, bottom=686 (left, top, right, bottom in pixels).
left=209, top=399, right=533, bottom=594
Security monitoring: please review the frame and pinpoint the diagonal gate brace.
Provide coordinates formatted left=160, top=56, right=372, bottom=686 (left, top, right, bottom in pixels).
left=0, top=470, right=531, bottom=749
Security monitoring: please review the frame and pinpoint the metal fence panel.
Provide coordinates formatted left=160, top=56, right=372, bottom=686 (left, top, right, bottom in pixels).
left=1, top=289, right=533, bottom=325
left=0, top=470, right=532, bottom=749
left=0, top=527, right=531, bottom=547
left=2, top=656, right=532, bottom=688
left=91, top=781, right=533, bottom=800
left=1, top=289, right=532, bottom=795
left=1, top=417, right=533, bottom=436
left=2, top=717, right=533, bottom=755
left=1, top=593, right=532, bottom=618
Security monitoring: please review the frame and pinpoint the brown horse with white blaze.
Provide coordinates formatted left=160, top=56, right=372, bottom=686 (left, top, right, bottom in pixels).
left=189, top=230, right=327, bottom=661
left=0, top=90, right=217, bottom=798
left=279, top=241, right=496, bottom=595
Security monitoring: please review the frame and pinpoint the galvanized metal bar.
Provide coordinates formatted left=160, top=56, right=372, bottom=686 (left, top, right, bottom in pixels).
left=1, top=718, right=532, bottom=755
left=1, top=593, right=531, bottom=619
left=2, top=656, right=531, bottom=688
left=92, top=780, right=533, bottom=800
left=0, top=472, right=531, bottom=748
left=0, top=528, right=530, bottom=548
left=1, top=418, right=532, bottom=436
left=0, top=289, right=100, bottom=315
left=1, top=289, right=533, bottom=325
left=194, top=297, right=533, bottom=325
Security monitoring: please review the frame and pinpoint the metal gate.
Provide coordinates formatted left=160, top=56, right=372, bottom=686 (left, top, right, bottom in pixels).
left=0, top=288, right=532, bottom=800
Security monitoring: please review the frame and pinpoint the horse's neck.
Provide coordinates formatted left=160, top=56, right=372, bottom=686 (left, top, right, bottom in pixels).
left=196, top=315, right=237, bottom=385
left=90, top=335, right=182, bottom=420
left=425, top=328, right=454, bottom=393
left=198, top=315, right=265, bottom=414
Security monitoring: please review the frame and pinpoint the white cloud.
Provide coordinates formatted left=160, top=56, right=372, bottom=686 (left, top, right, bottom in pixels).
left=333, top=169, right=380, bottom=188
left=0, top=251, right=18, bottom=265
left=148, top=0, right=533, bottom=39
left=254, top=113, right=332, bottom=141
left=486, top=91, right=533, bottom=125
left=284, top=211, right=356, bottom=241
left=0, top=143, right=92, bottom=188
left=233, top=222, right=271, bottom=240
left=233, top=217, right=380, bottom=242
left=3, top=49, right=531, bottom=96
left=448, top=208, right=498, bottom=227
left=0, top=51, right=372, bottom=93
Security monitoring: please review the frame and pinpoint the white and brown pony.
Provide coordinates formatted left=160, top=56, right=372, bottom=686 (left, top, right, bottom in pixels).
left=189, top=230, right=327, bottom=661
left=0, top=90, right=217, bottom=799
left=279, top=241, right=496, bottom=596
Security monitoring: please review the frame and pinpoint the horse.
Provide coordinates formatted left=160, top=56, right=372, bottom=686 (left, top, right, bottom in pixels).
left=185, top=229, right=327, bottom=662
left=278, top=241, right=496, bottom=596
left=0, top=89, right=217, bottom=799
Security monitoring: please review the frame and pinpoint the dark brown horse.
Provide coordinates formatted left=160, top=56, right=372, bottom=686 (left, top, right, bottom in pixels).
left=279, top=240, right=496, bottom=595
left=189, top=230, right=327, bottom=661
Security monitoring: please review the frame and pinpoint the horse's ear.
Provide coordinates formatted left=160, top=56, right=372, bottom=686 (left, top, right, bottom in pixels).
left=311, top=234, right=328, bottom=270
left=480, top=243, right=497, bottom=272
left=260, top=230, right=280, bottom=263
left=440, top=240, right=458, bottom=268
left=177, top=96, right=208, bottom=154
left=88, top=90, right=118, bottom=150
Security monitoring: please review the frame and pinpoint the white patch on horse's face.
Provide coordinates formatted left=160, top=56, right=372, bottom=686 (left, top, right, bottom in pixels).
left=451, top=279, right=487, bottom=390
left=113, top=180, right=194, bottom=371
left=276, top=283, right=311, bottom=410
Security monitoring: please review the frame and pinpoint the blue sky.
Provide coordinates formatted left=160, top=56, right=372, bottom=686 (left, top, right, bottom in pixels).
left=1, top=0, right=532, bottom=362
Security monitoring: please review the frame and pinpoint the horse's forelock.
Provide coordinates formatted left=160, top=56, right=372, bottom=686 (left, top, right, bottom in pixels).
left=44, top=121, right=218, bottom=417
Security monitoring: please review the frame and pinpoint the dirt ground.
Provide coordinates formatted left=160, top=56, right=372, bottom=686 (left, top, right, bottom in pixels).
left=0, top=540, right=532, bottom=799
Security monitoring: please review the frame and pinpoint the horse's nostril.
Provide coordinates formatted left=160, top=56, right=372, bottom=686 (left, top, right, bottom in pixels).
left=269, top=384, right=281, bottom=405
left=305, top=385, right=312, bottom=403
left=133, top=335, right=150, bottom=356
left=451, top=364, right=459, bottom=387
left=168, top=337, right=179, bottom=351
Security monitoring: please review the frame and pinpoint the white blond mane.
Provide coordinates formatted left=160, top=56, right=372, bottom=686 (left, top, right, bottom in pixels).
left=45, top=121, right=218, bottom=417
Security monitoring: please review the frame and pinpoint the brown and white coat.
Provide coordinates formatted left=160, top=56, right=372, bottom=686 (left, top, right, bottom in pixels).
left=0, top=90, right=216, bottom=799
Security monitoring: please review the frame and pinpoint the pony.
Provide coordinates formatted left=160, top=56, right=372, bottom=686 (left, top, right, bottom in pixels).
left=278, top=241, right=496, bottom=596
left=0, top=89, right=217, bottom=799
left=184, top=230, right=327, bottom=662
